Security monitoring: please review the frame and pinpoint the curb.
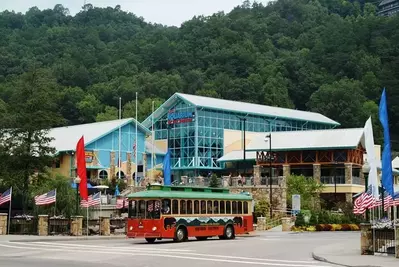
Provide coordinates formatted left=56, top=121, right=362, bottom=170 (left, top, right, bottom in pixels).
left=311, top=252, right=382, bottom=267
left=9, top=235, right=127, bottom=243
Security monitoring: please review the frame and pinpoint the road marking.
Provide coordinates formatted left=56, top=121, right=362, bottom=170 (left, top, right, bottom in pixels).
left=0, top=243, right=328, bottom=267
left=30, top=242, right=192, bottom=252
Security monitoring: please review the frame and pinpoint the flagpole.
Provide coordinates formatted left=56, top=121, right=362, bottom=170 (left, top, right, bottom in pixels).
left=54, top=189, right=57, bottom=217
left=151, top=100, right=154, bottom=182
left=86, top=206, right=89, bottom=237
left=118, top=97, right=122, bottom=181
left=135, top=92, right=138, bottom=187
left=99, top=191, right=102, bottom=236
left=7, top=187, right=12, bottom=235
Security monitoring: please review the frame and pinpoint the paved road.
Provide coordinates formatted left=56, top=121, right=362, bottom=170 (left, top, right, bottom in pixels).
left=0, top=232, right=354, bottom=267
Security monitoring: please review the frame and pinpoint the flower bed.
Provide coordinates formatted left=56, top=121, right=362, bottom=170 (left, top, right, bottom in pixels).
left=291, top=223, right=360, bottom=232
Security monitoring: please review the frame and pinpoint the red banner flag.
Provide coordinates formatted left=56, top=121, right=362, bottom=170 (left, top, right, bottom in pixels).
left=76, top=136, right=88, bottom=201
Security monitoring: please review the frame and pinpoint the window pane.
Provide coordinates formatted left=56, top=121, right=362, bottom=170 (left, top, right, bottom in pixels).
left=194, top=200, right=200, bottom=214
left=238, top=201, right=242, bottom=214
left=128, top=200, right=137, bottom=218
left=180, top=200, right=187, bottom=214
left=213, top=201, right=219, bottom=214
left=187, top=200, right=193, bottom=214
left=220, top=201, right=225, bottom=214
left=226, top=201, right=231, bottom=214
left=138, top=200, right=146, bottom=218
left=201, top=200, right=206, bottom=214
left=232, top=201, right=237, bottom=214
left=172, top=200, right=179, bottom=214
left=207, top=200, right=213, bottom=214
left=162, top=199, right=171, bottom=214
left=244, top=202, right=249, bottom=214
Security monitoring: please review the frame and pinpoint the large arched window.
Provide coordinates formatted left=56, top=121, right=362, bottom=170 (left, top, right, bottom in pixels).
left=99, top=170, right=108, bottom=179
left=116, top=171, right=125, bottom=179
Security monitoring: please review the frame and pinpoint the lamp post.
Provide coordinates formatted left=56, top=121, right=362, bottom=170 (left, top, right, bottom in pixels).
left=265, top=133, right=273, bottom=218
left=362, top=162, right=370, bottom=221
left=75, top=177, right=81, bottom=215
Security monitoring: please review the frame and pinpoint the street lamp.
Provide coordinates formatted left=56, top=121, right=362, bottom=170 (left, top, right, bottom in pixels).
left=75, top=176, right=81, bottom=215
left=265, top=133, right=273, bottom=219
left=362, top=161, right=370, bottom=221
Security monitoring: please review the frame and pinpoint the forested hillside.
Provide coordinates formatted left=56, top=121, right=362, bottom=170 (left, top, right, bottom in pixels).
left=0, top=0, right=398, bottom=147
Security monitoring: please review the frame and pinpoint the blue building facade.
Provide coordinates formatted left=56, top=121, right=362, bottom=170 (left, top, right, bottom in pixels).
left=142, top=93, right=340, bottom=178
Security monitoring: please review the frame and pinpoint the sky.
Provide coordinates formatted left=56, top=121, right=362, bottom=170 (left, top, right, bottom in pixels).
left=0, top=0, right=271, bottom=26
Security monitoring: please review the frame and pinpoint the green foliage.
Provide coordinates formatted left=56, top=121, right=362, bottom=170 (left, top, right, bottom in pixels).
left=209, top=174, right=221, bottom=188
left=287, top=175, right=324, bottom=210
left=0, top=1, right=394, bottom=148
left=254, top=197, right=270, bottom=218
left=309, top=211, right=318, bottom=225
left=30, top=173, right=77, bottom=217
left=101, top=178, right=127, bottom=194
left=295, top=212, right=306, bottom=227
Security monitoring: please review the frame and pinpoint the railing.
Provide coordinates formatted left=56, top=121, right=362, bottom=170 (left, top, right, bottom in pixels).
left=352, top=176, right=362, bottom=185
left=48, top=218, right=71, bottom=236
left=373, top=228, right=396, bottom=255
left=82, top=219, right=100, bottom=236
left=9, top=216, right=38, bottom=235
left=110, top=218, right=126, bottom=235
left=320, top=176, right=345, bottom=184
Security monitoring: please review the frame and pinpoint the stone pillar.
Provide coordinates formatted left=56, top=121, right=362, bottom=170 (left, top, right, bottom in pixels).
left=257, top=217, right=266, bottom=231
left=360, top=223, right=373, bottom=255
left=313, top=164, right=321, bottom=183
left=253, top=165, right=261, bottom=186
left=345, top=193, right=353, bottom=203
left=396, top=225, right=399, bottom=258
left=345, top=163, right=353, bottom=184
left=282, top=165, right=290, bottom=177
left=196, top=176, right=204, bottom=186
left=110, top=151, right=116, bottom=179
left=100, top=217, right=110, bottom=236
left=282, top=217, right=293, bottom=232
left=126, top=152, right=132, bottom=179
left=38, top=215, right=48, bottom=236
left=70, top=216, right=83, bottom=236
left=0, top=213, right=7, bottom=235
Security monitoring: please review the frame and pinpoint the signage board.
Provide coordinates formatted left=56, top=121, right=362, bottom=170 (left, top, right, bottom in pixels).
left=85, top=151, right=94, bottom=163
left=167, top=109, right=195, bottom=125
left=292, top=194, right=301, bottom=215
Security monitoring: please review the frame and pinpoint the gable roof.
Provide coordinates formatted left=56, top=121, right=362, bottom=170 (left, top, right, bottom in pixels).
left=218, top=128, right=365, bottom=162
left=142, top=93, right=340, bottom=128
left=48, top=118, right=150, bottom=153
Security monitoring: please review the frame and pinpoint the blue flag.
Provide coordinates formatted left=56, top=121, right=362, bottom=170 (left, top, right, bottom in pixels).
left=379, top=88, right=394, bottom=197
left=163, top=149, right=171, bottom=186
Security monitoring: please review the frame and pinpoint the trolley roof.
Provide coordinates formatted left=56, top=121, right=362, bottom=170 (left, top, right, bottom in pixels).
left=127, top=184, right=252, bottom=201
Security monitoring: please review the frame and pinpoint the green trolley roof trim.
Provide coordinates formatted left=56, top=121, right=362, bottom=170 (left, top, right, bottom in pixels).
left=127, top=184, right=253, bottom=201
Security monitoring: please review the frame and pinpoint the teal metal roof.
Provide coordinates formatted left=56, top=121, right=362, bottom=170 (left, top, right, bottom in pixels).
left=127, top=185, right=252, bottom=200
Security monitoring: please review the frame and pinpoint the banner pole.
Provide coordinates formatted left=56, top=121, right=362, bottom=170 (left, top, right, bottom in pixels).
left=99, top=191, right=102, bottom=236
left=7, top=187, right=12, bottom=235
left=86, top=206, right=89, bottom=237
left=54, top=189, right=57, bottom=217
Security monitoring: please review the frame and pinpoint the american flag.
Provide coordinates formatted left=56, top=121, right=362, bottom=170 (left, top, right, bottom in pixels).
left=0, top=188, right=12, bottom=206
left=116, top=198, right=128, bottom=209
left=383, top=192, right=394, bottom=211
left=34, top=190, right=56, bottom=206
left=80, top=192, right=101, bottom=208
left=353, top=186, right=374, bottom=214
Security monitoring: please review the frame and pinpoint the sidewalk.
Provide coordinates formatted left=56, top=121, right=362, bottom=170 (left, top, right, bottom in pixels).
left=0, top=234, right=126, bottom=243
left=312, top=238, right=398, bottom=267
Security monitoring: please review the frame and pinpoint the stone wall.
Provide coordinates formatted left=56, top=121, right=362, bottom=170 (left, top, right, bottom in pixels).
left=345, top=163, right=353, bottom=184
left=110, top=151, right=116, bottom=178
left=230, top=186, right=286, bottom=212
left=71, top=216, right=83, bottom=236
left=0, top=213, right=7, bottom=235
left=360, top=223, right=373, bottom=255
left=38, top=215, right=48, bottom=236
left=313, top=164, right=321, bottom=183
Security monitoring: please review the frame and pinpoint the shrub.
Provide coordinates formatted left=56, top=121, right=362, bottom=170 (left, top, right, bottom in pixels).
left=341, top=224, right=351, bottom=231
left=323, top=224, right=333, bottom=231
left=315, top=224, right=325, bottom=231
left=317, top=210, right=330, bottom=224
left=349, top=224, right=360, bottom=231
left=309, top=211, right=318, bottom=225
left=306, top=226, right=316, bottom=232
left=331, top=224, right=342, bottom=231
left=295, top=212, right=306, bottom=227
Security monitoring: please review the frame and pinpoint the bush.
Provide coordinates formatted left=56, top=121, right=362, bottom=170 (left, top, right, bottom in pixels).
left=254, top=198, right=269, bottom=218
left=309, top=211, right=318, bottom=225
left=295, top=212, right=306, bottom=227
left=317, top=210, right=330, bottom=224
left=209, top=174, right=221, bottom=188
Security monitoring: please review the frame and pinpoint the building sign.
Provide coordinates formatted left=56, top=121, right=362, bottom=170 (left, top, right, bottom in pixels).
left=85, top=151, right=94, bottom=163
left=167, top=109, right=195, bottom=125
left=292, top=194, right=301, bottom=215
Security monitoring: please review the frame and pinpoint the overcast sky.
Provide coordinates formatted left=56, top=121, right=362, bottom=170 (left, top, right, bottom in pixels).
left=0, top=0, right=271, bottom=26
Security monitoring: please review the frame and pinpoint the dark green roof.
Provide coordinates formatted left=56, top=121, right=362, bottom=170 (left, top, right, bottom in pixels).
left=127, top=185, right=252, bottom=201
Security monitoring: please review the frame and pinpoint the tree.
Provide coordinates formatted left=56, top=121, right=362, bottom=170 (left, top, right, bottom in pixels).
left=96, top=106, right=118, bottom=122
left=286, top=175, right=324, bottom=211
left=209, top=174, right=220, bottom=188
left=0, top=68, right=63, bottom=212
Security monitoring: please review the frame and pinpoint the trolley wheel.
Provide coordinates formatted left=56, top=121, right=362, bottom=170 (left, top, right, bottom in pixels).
left=223, top=225, right=235, bottom=240
left=174, top=227, right=187, bottom=242
left=145, top=238, right=156, bottom=244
